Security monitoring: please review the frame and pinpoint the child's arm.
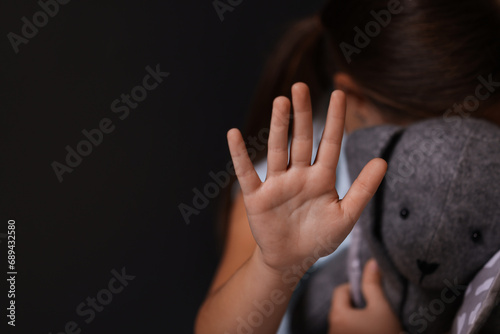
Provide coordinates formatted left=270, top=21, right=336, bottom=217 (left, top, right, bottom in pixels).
left=195, top=83, right=387, bottom=334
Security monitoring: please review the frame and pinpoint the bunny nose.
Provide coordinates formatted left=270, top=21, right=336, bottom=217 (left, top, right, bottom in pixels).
left=417, top=259, right=440, bottom=284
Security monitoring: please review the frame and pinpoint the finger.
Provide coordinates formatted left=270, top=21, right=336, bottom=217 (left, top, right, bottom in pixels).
left=341, top=158, right=387, bottom=223
left=227, top=128, right=261, bottom=195
left=289, top=82, right=314, bottom=167
left=315, top=90, right=346, bottom=175
left=360, top=259, right=386, bottom=304
left=267, top=96, right=291, bottom=177
left=331, top=284, right=353, bottom=314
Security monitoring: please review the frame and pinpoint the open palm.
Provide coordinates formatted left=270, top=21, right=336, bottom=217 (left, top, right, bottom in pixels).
left=227, top=83, right=387, bottom=272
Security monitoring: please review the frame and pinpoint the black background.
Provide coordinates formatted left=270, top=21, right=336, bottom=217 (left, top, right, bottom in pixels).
left=0, top=1, right=324, bottom=333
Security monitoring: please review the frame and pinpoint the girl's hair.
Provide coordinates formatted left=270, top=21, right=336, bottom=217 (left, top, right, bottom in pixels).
left=216, top=0, right=500, bottom=248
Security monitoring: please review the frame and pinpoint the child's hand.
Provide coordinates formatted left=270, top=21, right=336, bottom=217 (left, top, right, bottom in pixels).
left=328, top=259, right=403, bottom=334
left=227, top=83, right=387, bottom=273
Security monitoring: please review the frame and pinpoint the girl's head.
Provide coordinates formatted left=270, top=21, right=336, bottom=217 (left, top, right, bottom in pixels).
left=320, top=0, right=500, bottom=130
left=246, top=0, right=500, bottom=136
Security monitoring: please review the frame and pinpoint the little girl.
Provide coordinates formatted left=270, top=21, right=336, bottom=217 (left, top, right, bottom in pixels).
left=195, top=0, right=500, bottom=332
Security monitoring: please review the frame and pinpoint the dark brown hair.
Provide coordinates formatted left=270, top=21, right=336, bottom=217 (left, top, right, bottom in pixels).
left=216, top=0, right=500, bottom=248
left=322, top=0, right=500, bottom=121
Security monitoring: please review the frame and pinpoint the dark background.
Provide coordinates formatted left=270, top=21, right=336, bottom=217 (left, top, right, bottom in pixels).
left=0, top=1, right=324, bottom=333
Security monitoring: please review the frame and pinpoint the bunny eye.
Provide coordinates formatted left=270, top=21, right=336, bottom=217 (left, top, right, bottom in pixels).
left=471, top=230, right=483, bottom=243
left=400, top=208, right=410, bottom=219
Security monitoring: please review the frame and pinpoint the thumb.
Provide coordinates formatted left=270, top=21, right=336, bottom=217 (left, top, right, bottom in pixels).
left=361, top=259, right=386, bottom=304
left=330, top=284, right=352, bottom=314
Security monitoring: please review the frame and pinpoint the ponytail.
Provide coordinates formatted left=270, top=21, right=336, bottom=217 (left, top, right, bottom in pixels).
left=215, top=15, right=335, bottom=250
left=244, top=15, right=334, bottom=149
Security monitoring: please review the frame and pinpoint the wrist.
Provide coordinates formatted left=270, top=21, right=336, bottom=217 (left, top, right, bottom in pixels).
left=251, top=247, right=286, bottom=279
left=250, top=247, right=310, bottom=291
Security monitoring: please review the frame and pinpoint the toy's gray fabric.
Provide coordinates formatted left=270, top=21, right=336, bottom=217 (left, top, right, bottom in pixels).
left=290, top=117, right=500, bottom=334
left=346, top=117, right=500, bottom=334
left=290, top=247, right=350, bottom=333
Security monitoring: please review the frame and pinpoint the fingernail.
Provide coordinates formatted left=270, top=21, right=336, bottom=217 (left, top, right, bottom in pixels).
left=369, top=260, right=378, bottom=272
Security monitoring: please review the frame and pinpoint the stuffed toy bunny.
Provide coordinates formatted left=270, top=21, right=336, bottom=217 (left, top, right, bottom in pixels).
left=290, top=117, right=500, bottom=334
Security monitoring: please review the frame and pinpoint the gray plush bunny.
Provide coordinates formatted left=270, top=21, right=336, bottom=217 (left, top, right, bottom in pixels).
left=290, top=117, right=500, bottom=334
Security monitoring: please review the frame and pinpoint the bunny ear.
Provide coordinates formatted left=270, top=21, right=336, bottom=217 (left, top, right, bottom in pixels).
left=451, top=250, right=500, bottom=334
left=344, top=124, right=404, bottom=182
left=344, top=124, right=404, bottom=307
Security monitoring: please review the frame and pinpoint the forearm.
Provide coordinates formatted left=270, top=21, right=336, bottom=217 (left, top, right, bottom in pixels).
left=195, top=248, right=298, bottom=334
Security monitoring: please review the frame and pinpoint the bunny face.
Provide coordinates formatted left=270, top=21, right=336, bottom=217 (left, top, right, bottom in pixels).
left=337, top=117, right=500, bottom=334
left=380, top=120, right=500, bottom=290
left=289, top=117, right=500, bottom=334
